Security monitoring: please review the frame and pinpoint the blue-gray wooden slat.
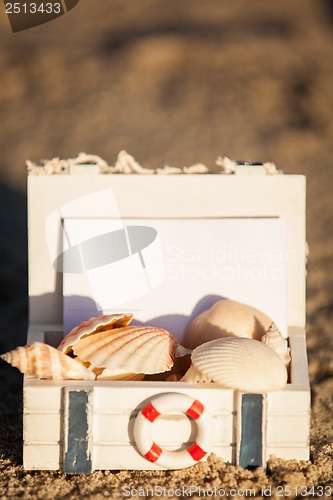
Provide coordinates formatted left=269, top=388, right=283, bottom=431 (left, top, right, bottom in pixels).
left=239, top=394, right=263, bottom=469
left=63, top=390, right=93, bottom=474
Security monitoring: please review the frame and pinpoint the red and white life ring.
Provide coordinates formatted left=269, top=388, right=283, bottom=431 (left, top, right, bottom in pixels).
left=133, top=393, right=213, bottom=469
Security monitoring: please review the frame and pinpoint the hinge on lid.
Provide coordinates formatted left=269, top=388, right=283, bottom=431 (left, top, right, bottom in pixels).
left=216, top=157, right=281, bottom=175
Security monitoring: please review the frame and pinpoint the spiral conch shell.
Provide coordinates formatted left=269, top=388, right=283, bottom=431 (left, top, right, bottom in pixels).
left=0, top=342, right=95, bottom=380
left=181, top=337, right=287, bottom=392
left=58, top=313, right=133, bottom=355
left=72, top=326, right=176, bottom=376
left=261, top=322, right=291, bottom=368
left=183, top=299, right=273, bottom=349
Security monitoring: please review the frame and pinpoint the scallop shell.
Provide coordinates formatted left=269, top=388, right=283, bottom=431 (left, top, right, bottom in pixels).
left=74, top=354, right=145, bottom=381
left=72, top=325, right=177, bottom=375
left=183, top=299, right=273, bottom=349
left=182, top=337, right=287, bottom=392
left=261, top=322, right=291, bottom=367
left=0, top=342, right=95, bottom=380
left=57, top=313, right=133, bottom=355
left=96, top=369, right=145, bottom=381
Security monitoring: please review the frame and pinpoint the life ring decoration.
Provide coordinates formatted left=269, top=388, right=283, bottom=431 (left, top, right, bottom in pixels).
left=133, top=393, right=213, bottom=469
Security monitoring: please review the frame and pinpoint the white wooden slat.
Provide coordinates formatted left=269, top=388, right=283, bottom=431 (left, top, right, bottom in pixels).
left=264, top=330, right=310, bottom=462
left=24, top=382, right=62, bottom=411
left=24, top=413, right=60, bottom=444
left=268, top=390, right=310, bottom=413
left=93, top=385, right=234, bottom=413
left=266, top=447, right=309, bottom=461
left=93, top=413, right=234, bottom=447
left=266, top=415, right=310, bottom=445
left=23, top=445, right=60, bottom=470
left=267, top=327, right=310, bottom=418
left=28, top=174, right=305, bottom=219
left=267, top=390, right=310, bottom=416
left=92, top=445, right=233, bottom=471
left=288, top=331, right=310, bottom=389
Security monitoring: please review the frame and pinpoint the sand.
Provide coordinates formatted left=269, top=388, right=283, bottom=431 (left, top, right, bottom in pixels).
left=0, top=0, right=333, bottom=497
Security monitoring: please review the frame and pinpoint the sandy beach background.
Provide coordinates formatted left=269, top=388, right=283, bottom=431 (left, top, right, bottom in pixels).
left=0, top=0, right=333, bottom=497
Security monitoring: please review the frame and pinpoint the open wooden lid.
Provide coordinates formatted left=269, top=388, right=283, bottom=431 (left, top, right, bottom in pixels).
left=28, top=165, right=306, bottom=339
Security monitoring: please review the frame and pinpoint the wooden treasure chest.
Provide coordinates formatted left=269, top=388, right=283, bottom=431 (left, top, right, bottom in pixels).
left=23, top=155, right=310, bottom=473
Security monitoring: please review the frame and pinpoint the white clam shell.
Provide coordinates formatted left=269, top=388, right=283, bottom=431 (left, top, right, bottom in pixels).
left=72, top=325, right=176, bottom=375
left=57, top=313, right=133, bottom=355
left=184, top=337, right=287, bottom=392
left=183, top=299, right=273, bottom=350
left=0, top=342, right=95, bottom=380
left=261, top=322, right=291, bottom=367
left=180, top=364, right=212, bottom=383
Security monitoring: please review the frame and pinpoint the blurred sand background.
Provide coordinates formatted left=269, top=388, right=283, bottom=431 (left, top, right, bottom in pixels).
left=0, top=0, right=333, bottom=497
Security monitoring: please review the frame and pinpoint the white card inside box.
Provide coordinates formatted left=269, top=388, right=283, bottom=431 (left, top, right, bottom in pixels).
left=63, top=217, right=288, bottom=339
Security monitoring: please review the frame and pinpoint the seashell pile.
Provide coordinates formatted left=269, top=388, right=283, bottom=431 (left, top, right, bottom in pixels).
left=0, top=302, right=290, bottom=392
left=0, top=313, right=179, bottom=381
left=181, top=299, right=290, bottom=391
left=181, top=337, right=288, bottom=392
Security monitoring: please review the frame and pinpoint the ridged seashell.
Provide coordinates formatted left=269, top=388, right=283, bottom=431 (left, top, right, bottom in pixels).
left=0, top=342, right=95, bottom=380
left=261, top=322, right=291, bottom=368
left=72, top=326, right=176, bottom=375
left=96, top=369, right=145, bottom=381
left=58, top=313, right=133, bottom=355
left=181, top=364, right=211, bottom=384
left=183, top=299, right=273, bottom=349
left=74, top=355, right=145, bottom=381
left=181, top=337, right=287, bottom=392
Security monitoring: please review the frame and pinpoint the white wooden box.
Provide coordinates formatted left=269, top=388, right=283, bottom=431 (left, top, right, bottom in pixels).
left=25, top=163, right=310, bottom=472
